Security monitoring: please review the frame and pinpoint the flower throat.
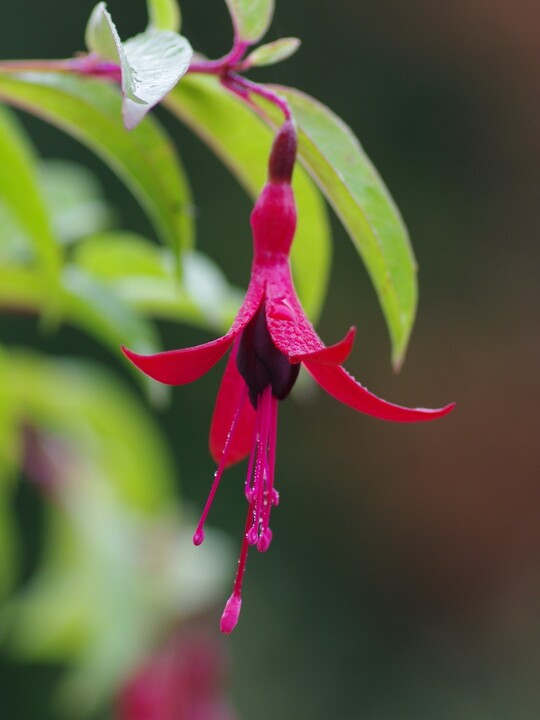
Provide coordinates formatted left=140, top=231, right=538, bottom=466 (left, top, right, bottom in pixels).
left=236, top=303, right=300, bottom=407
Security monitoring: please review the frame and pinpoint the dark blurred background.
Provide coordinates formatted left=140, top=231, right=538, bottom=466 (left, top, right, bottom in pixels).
left=2, top=0, right=540, bottom=718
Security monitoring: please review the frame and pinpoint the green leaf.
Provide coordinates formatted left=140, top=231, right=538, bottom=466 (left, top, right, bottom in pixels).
left=0, top=490, right=17, bottom=600
left=3, top=347, right=231, bottom=706
left=4, top=351, right=231, bottom=707
left=147, top=0, right=181, bottom=32
left=10, top=501, right=157, bottom=709
left=164, top=74, right=331, bottom=323
left=74, top=232, right=168, bottom=280
left=0, top=348, right=21, bottom=482
left=0, top=266, right=45, bottom=309
left=9, top=354, right=175, bottom=514
left=8, top=492, right=229, bottom=711
left=1, top=354, right=178, bottom=689
left=122, top=30, right=192, bottom=129
left=85, top=3, right=192, bottom=129
left=0, top=72, right=194, bottom=261
left=73, top=232, right=243, bottom=332
left=245, top=37, right=300, bottom=67
left=0, top=159, right=112, bottom=257
left=260, top=86, right=417, bottom=368
left=38, top=160, right=113, bottom=244
left=62, top=266, right=160, bottom=357
left=225, top=0, right=274, bottom=43
left=0, top=264, right=161, bottom=383
left=85, top=3, right=123, bottom=63
left=0, top=357, right=22, bottom=610
left=0, top=200, right=32, bottom=263
left=63, top=264, right=166, bottom=401
left=0, top=106, right=61, bottom=281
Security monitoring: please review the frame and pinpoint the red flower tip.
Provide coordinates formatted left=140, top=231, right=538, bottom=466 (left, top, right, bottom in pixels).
left=433, top=401, right=456, bottom=418
left=294, top=326, right=357, bottom=365
left=269, top=119, right=297, bottom=183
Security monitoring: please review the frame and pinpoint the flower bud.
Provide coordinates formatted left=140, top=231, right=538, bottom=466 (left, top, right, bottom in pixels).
left=268, top=119, right=297, bottom=183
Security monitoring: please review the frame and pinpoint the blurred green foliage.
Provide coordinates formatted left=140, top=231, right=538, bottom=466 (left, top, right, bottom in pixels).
left=3, top=1, right=535, bottom=719
left=0, top=103, right=236, bottom=716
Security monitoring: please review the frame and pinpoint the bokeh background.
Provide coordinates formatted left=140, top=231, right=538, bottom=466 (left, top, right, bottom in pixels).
left=2, top=0, right=540, bottom=718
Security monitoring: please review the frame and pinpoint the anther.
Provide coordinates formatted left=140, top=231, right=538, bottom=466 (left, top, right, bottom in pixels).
left=247, top=526, right=259, bottom=545
left=220, top=593, right=242, bottom=634
left=257, top=528, right=273, bottom=552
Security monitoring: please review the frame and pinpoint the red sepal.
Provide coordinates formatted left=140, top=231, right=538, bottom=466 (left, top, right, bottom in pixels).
left=295, top=327, right=356, bottom=365
left=122, top=335, right=234, bottom=385
left=304, top=362, right=455, bottom=422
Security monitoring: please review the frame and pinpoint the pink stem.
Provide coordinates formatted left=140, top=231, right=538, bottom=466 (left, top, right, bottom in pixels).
left=0, top=59, right=76, bottom=73
left=222, top=72, right=292, bottom=121
left=0, top=40, right=292, bottom=122
left=187, top=40, right=250, bottom=75
left=0, top=55, right=121, bottom=81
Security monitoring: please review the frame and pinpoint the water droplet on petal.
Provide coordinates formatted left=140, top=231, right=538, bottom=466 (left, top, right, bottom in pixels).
left=268, top=300, right=297, bottom=323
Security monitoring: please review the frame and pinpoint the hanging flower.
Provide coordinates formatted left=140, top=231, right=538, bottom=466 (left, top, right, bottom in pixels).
left=123, top=120, right=454, bottom=633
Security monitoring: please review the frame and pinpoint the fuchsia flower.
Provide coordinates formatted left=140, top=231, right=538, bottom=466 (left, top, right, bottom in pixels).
left=123, top=121, right=454, bottom=633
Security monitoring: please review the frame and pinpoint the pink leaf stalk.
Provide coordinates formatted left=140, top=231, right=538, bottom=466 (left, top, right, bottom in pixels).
left=123, top=120, right=455, bottom=633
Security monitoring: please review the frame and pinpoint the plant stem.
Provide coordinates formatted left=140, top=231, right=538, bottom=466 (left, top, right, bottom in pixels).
left=187, top=40, right=250, bottom=75
left=0, top=55, right=122, bottom=81
left=187, top=38, right=292, bottom=123
left=0, top=59, right=75, bottom=73
left=221, top=72, right=292, bottom=122
left=0, top=42, right=293, bottom=122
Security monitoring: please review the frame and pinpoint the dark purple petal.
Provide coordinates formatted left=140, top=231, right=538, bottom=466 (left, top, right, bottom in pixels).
left=236, top=304, right=299, bottom=405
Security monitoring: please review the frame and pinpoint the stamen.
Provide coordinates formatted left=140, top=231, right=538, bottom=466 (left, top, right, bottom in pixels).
left=243, top=386, right=280, bottom=553
left=257, top=395, right=278, bottom=552
left=193, top=384, right=248, bottom=546
left=244, top=410, right=259, bottom=503
left=220, top=593, right=242, bottom=634
left=247, top=387, right=271, bottom=545
left=221, top=385, right=280, bottom=632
